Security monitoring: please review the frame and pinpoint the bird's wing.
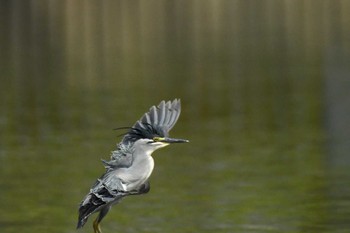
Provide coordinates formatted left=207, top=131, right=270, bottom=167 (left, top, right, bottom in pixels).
left=77, top=169, right=152, bottom=228
left=77, top=171, right=127, bottom=228
left=122, top=99, right=182, bottom=143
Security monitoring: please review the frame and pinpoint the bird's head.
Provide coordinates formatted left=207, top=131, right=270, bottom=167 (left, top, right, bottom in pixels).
left=134, top=136, right=189, bottom=154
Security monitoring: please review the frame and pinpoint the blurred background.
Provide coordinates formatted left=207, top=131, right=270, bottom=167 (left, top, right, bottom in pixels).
left=1, top=1, right=350, bottom=233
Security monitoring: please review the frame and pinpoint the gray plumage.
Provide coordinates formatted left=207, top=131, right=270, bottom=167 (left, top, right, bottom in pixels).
left=77, top=99, right=188, bottom=232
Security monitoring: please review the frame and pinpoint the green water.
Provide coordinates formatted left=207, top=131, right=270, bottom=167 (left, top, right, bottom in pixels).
left=1, top=1, right=350, bottom=233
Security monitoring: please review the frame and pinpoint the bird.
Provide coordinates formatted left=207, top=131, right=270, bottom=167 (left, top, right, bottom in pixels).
left=77, top=99, right=188, bottom=233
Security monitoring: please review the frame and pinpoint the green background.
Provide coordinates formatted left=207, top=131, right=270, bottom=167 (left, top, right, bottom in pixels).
left=1, top=1, right=350, bottom=232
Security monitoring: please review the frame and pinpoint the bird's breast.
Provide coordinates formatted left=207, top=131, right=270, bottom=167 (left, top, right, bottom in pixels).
left=117, top=155, right=154, bottom=191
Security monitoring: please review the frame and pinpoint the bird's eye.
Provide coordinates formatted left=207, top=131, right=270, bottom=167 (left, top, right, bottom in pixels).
left=153, top=137, right=160, bottom=142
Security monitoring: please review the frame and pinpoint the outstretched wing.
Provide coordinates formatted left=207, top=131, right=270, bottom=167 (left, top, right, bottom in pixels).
left=122, top=99, right=182, bottom=143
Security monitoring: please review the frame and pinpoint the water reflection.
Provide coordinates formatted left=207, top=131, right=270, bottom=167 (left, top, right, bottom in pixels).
left=1, top=1, right=350, bottom=233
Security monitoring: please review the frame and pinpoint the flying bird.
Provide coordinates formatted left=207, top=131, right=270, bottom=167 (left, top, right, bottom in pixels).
left=77, top=99, right=188, bottom=233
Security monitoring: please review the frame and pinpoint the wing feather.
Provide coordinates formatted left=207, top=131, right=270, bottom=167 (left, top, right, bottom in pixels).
left=77, top=174, right=125, bottom=229
left=158, top=100, right=166, bottom=126
left=149, top=106, right=158, bottom=125
left=168, top=99, right=181, bottom=130
left=122, top=99, right=182, bottom=143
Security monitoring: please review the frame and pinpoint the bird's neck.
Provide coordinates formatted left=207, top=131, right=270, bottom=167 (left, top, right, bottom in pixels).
left=131, top=148, right=155, bottom=180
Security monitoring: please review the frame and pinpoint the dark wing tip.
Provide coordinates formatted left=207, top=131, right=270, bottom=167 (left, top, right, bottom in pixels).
left=76, top=218, right=86, bottom=229
left=77, top=205, right=90, bottom=229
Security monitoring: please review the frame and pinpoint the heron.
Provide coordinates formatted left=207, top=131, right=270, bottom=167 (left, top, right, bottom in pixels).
left=77, top=99, right=188, bottom=233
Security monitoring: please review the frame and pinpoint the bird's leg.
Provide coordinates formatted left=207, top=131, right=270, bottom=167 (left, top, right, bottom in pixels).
left=93, top=206, right=111, bottom=233
left=93, top=217, right=102, bottom=233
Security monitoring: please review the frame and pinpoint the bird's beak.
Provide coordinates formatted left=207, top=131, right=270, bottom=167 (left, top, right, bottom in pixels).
left=158, top=137, right=189, bottom=143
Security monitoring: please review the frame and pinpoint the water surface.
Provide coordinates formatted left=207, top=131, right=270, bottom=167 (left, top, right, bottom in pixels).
left=1, top=1, right=350, bottom=233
